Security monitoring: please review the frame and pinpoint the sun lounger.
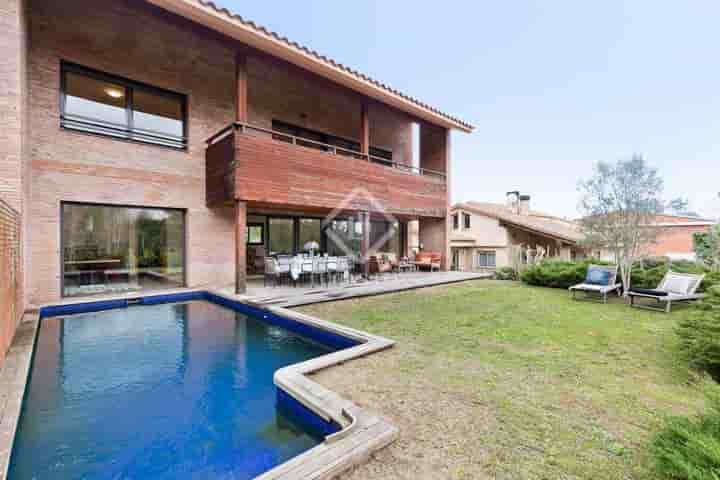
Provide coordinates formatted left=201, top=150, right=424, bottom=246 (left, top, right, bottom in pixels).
left=569, top=264, right=622, bottom=304
left=628, top=271, right=705, bottom=313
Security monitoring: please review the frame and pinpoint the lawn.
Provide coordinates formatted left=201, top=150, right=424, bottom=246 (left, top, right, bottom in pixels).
left=298, top=280, right=711, bottom=480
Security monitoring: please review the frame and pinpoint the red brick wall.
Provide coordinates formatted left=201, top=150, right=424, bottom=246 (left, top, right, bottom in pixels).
left=247, top=56, right=414, bottom=166
left=26, top=0, right=237, bottom=303
left=0, top=0, right=28, bottom=360
left=648, top=225, right=710, bottom=257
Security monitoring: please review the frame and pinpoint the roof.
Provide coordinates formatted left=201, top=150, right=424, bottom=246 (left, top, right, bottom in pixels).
left=454, top=201, right=584, bottom=244
left=145, top=0, right=474, bottom=133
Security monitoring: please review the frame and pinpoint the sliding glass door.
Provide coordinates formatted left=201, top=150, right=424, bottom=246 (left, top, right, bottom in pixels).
left=61, top=203, right=185, bottom=297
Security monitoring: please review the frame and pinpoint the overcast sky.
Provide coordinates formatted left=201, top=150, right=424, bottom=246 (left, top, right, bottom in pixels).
left=215, top=0, right=720, bottom=220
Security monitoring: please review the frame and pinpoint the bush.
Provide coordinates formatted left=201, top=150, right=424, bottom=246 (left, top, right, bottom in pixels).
left=676, top=286, right=720, bottom=380
left=652, top=385, right=720, bottom=480
left=495, top=267, right=517, bottom=281
left=632, top=261, right=718, bottom=292
left=520, top=260, right=596, bottom=289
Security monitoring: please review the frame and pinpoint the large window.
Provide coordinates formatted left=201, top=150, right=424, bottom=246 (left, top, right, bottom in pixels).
left=370, top=220, right=400, bottom=254
left=268, top=218, right=294, bottom=255
left=298, top=218, right=322, bottom=251
left=62, top=203, right=185, bottom=297
left=61, top=62, right=187, bottom=149
left=473, top=251, right=496, bottom=269
left=325, top=219, right=363, bottom=258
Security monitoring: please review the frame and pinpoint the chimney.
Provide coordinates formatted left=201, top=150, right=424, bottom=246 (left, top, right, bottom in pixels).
left=519, top=195, right=531, bottom=215
left=506, top=191, right=520, bottom=213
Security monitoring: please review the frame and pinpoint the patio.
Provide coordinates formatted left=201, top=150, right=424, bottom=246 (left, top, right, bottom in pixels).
left=226, top=271, right=490, bottom=308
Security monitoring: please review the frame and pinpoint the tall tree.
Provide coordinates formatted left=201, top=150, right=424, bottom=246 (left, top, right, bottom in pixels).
left=578, top=155, right=665, bottom=295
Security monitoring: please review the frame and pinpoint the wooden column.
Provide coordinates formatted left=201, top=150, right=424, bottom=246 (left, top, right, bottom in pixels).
left=360, top=211, right=371, bottom=277
left=235, top=200, right=247, bottom=294
left=360, top=101, right=369, bottom=157
left=235, top=52, right=248, bottom=123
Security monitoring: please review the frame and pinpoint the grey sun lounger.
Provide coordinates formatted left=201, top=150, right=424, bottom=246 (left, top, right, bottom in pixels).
left=569, top=264, right=623, bottom=304
left=628, top=271, right=705, bottom=313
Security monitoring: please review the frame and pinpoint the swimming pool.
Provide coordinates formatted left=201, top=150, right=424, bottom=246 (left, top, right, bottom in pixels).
left=8, top=293, right=360, bottom=479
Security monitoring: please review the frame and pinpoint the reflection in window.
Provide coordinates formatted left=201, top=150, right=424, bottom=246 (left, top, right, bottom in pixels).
left=299, top=219, right=321, bottom=251
left=325, top=219, right=362, bottom=258
left=268, top=218, right=294, bottom=255
left=371, top=221, right=400, bottom=254
left=61, top=63, right=186, bottom=149
left=246, top=224, right=264, bottom=245
left=62, top=204, right=185, bottom=297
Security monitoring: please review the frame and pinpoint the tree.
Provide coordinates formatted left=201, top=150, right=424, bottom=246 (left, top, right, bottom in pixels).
left=578, top=155, right=667, bottom=295
left=694, top=224, right=720, bottom=272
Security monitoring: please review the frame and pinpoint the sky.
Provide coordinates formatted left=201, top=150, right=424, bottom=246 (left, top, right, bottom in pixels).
left=215, top=0, right=720, bottom=220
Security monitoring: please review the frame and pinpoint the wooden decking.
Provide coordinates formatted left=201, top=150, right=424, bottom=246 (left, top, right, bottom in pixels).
left=231, top=271, right=490, bottom=308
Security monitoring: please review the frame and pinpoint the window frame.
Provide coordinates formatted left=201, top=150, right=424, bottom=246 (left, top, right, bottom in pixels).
left=453, top=214, right=459, bottom=230
left=59, top=201, right=187, bottom=298
left=463, top=213, right=471, bottom=229
left=474, top=250, right=497, bottom=269
left=60, top=61, right=188, bottom=150
left=246, top=223, right=265, bottom=246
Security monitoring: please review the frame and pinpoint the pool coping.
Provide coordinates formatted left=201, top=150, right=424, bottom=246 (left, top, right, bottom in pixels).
left=0, top=288, right=398, bottom=480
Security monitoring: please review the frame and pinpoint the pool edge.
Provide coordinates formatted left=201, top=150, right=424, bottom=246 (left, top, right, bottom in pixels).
left=0, top=288, right=398, bottom=480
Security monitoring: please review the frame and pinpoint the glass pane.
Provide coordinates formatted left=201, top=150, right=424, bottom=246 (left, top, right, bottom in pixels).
left=64, top=72, right=127, bottom=127
left=247, top=225, right=263, bottom=244
left=268, top=218, right=294, bottom=255
left=298, top=219, right=321, bottom=252
left=325, top=219, right=362, bottom=258
left=371, top=221, right=400, bottom=254
left=133, top=89, right=184, bottom=138
left=62, top=204, right=184, bottom=297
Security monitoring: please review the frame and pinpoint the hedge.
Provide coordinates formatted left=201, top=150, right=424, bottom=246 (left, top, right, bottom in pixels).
left=520, top=258, right=719, bottom=291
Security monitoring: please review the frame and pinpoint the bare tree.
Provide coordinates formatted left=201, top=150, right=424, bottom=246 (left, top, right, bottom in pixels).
left=578, top=155, right=665, bottom=295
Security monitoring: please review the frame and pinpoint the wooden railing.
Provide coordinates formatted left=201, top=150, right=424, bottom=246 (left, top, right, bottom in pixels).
left=206, top=122, right=447, bottom=181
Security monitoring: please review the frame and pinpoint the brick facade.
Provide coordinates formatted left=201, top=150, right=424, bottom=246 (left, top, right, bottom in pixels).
left=10, top=0, right=452, bottom=310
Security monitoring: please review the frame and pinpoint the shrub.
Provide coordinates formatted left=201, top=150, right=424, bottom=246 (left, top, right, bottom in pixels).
left=652, top=384, right=720, bottom=480
left=495, top=267, right=517, bottom=281
left=632, top=261, right=718, bottom=292
left=520, top=260, right=595, bottom=289
left=676, top=286, right=720, bottom=380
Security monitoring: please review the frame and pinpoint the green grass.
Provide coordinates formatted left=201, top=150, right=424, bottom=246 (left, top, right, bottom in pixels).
left=299, top=280, right=711, bottom=479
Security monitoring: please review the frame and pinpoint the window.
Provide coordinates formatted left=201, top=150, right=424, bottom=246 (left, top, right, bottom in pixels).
left=473, top=251, right=496, bottom=269
left=299, top=218, right=322, bottom=251
left=271, top=120, right=392, bottom=161
left=463, top=213, right=471, bottom=229
left=371, top=221, right=400, bottom=254
left=268, top=218, right=294, bottom=255
left=453, top=214, right=459, bottom=230
left=61, top=62, right=187, bottom=149
left=61, top=203, right=185, bottom=297
left=246, top=224, right=264, bottom=245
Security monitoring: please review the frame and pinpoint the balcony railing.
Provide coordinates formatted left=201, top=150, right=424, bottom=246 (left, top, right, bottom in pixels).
left=206, top=122, right=446, bottom=181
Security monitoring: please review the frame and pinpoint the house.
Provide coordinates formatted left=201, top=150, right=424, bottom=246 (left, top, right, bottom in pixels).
left=592, top=214, right=716, bottom=262
left=0, top=0, right=472, bottom=356
left=450, top=193, right=584, bottom=272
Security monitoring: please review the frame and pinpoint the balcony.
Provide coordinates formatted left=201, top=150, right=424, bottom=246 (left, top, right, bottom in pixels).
left=206, top=122, right=448, bottom=218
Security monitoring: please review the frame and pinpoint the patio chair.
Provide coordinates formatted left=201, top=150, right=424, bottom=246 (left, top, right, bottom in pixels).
left=326, top=256, right=339, bottom=283
left=263, top=257, right=280, bottom=287
left=628, top=271, right=705, bottom=313
left=569, top=264, right=622, bottom=304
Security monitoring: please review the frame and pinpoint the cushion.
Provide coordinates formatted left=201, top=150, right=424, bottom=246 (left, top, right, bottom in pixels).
left=585, top=267, right=612, bottom=286
left=663, top=275, right=692, bottom=295
left=630, top=288, right=669, bottom=297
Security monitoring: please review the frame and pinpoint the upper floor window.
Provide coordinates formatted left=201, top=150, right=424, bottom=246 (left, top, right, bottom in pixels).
left=463, top=213, right=471, bottom=229
left=60, top=62, right=187, bottom=149
left=453, top=214, right=459, bottom=230
left=271, top=120, right=392, bottom=162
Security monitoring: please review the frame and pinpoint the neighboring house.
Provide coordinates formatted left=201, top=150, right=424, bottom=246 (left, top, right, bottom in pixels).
left=593, top=214, right=716, bottom=262
left=450, top=193, right=585, bottom=272
left=0, top=0, right=471, bottom=357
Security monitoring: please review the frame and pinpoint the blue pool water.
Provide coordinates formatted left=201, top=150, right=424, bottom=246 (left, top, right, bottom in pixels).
left=9, top=299, right=344, bottom=479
